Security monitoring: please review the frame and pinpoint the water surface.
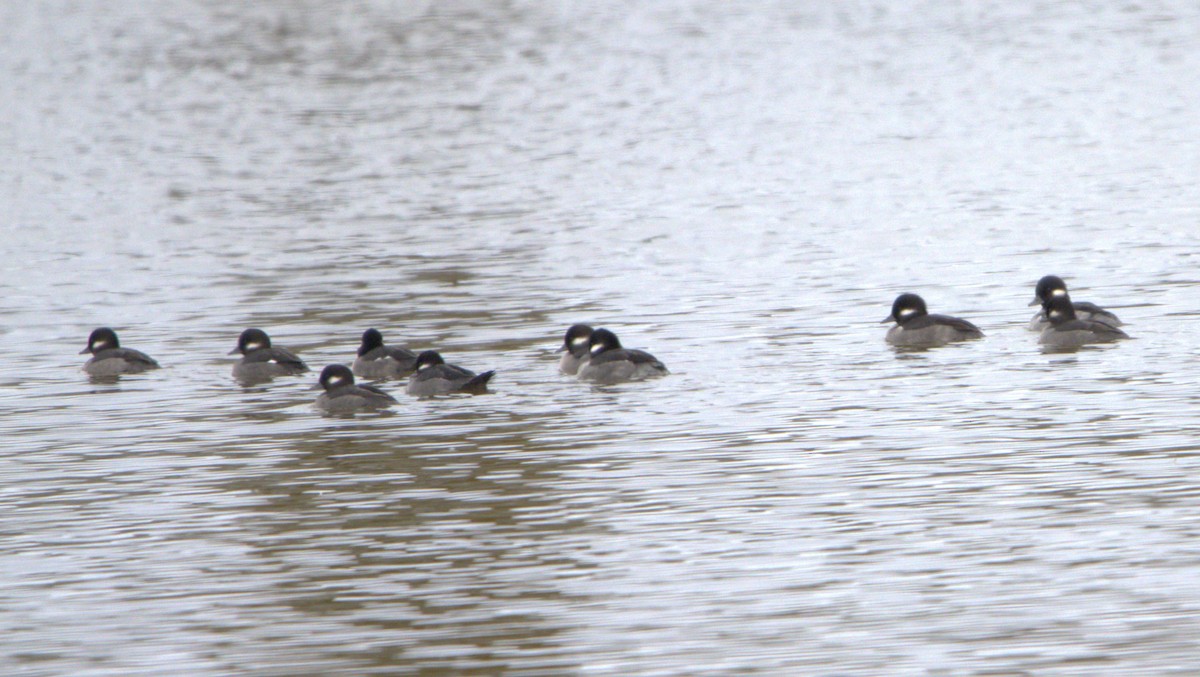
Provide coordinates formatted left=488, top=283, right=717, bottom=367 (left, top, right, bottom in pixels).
left=3, top=1, right=1200, bottom=674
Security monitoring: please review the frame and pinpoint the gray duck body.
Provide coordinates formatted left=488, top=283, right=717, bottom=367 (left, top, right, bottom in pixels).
left=352, top=328, right=417, bottom=380
left=576, top=328, right=668, bottom=384
left=406, top=351, right=495, bottom=396
left=230, top=328, right=309, bottom=384
left=1027, top=275, right=1122, bottom=330
left=1038, top=296, right=1130, bottom=348
left=80, top=328, right=160, bottom=376
left=883, top=293, right=983, bottom=348
left=316, top=364, right=397, bottom=412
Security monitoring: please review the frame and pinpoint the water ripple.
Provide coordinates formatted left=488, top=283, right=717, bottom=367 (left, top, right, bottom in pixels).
left=4, top=0, right=1200, bottom=674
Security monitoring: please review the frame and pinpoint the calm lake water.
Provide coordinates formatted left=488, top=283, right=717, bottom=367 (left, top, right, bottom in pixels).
left=3, top=1, right=1200, bottom=674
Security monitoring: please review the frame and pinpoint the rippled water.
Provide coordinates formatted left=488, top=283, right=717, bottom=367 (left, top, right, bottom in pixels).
left=4, top=1, right=1200, bottom=673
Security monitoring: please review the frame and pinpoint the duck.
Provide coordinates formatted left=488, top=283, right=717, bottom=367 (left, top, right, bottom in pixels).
left=1038, top=295, right=1130, bottom=348
left=558, top=324, right=594, bottom=375
left=229, top=328, right=309, bottom=383
left=316, top=364, right=397, bottom=412
left=1028, top=274, right=1122, bottom=330
left=80, top=327, right=160, bottom=376
left=882, top=293, right=984, bottom=347
left=352, top=328, right=418, bottom=380
left=576, top=328, right=668, bottom=384
left=406, top=350, right=495, bottom=396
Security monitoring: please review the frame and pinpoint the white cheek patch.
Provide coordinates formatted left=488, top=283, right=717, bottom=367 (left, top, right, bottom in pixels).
left=1049, top=309, right=1062, bottom=319
left=245, top=341, right=265, bottom=351
left=92, top=340, right=110, bottom=350
left=418, top=362, right=431, bottom=370
left=1051, top=288, right=1067, bottom=298
left=898, top=308, right=917, bottom=319
left=327, top=375, right=347, bottom=386
left=571, top=337, right=590, bottom=346
left=590, top=343, right=605, bottom=355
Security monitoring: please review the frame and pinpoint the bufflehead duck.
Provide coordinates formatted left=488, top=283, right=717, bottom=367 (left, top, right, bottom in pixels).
left=882, top=293, right=984, bottom=347
left=352, top=328, right=418, bottom=380
left=80, top=327, right=160, bottom=376
left=229, top=328, right=309, bottom=383
left=576, top=328, right=668, bottom=384
left=558, top=324, right=594, bottom=375
left=1038, top=295, right=1130, bottom=348
left=1028, top=275, right=1122, bottom=330
left=406, top=350, right=495, bottom=396
left=316, top=364, right=397, bottom=412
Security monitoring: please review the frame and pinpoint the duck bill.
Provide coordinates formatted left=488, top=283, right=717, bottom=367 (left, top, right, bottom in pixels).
left=880, top=315, right=895, bottom=323
left=1027, top=297, right=1041, bottom=307
left=79, top=346, right=91, bottom=354
left=227, top=347, right=241, bottom=355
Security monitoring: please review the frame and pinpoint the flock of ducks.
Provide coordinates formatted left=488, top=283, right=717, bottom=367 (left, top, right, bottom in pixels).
left=883, top=274, right=1127, bottom=348
left=79, top=321, right=668, bottom=414
left=77, top=275, right=1125, bottom=413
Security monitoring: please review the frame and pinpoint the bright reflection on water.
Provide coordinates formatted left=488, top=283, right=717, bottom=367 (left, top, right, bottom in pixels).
left=3, top=0, right=1200, bottom=673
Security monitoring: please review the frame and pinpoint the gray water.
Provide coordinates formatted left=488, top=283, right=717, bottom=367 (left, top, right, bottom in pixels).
left=3, top=1, right=1200, bottom=674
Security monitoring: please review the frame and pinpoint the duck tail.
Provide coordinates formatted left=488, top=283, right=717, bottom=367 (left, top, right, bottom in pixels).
left=462, top=370, right=496, bottom=394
